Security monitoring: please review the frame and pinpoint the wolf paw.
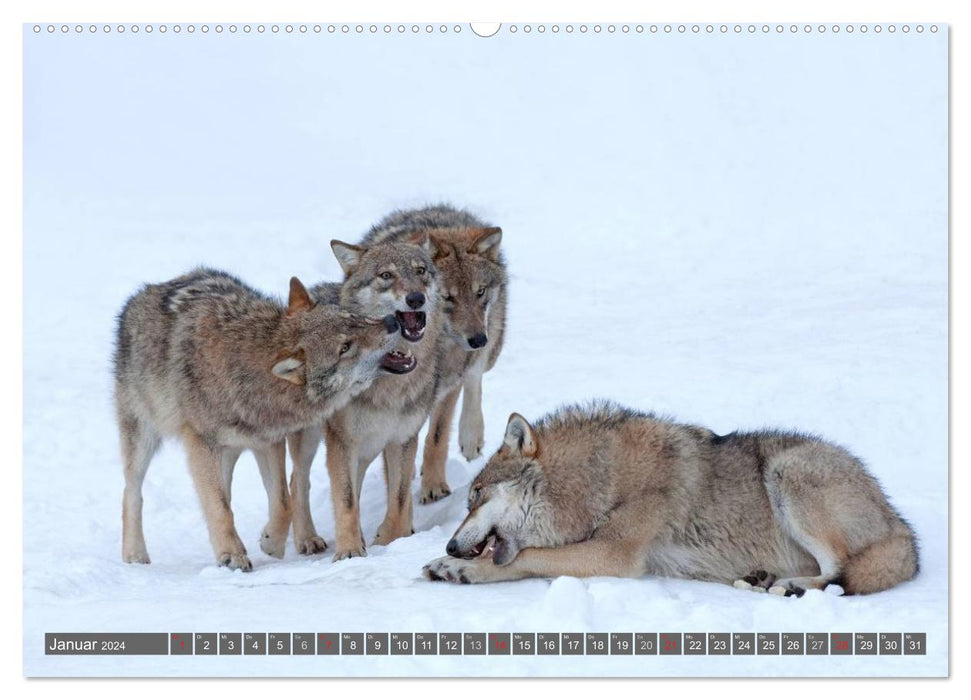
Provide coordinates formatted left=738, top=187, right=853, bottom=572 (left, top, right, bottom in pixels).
left=123, top=548, right=151, bottom=565
left=459, top=435, right=484, bottom=462
left=373, top=520, right=412, bottom=546
left=459, top=412, right=485, bottom=461
left=423, top=556, right=478, bottom=584
left=259, top=527, right=287, bottom=559
left=294, top=534, right=328, bottom=555
left=768, top=580, right=807, bottom=597
left=419, top=482, right=451, bottom=504
left=733, top=580, right=768, bottom=592
left=733, top=569, right=777, bottom=593
left=218, top=552, right=253, bottom=572
left=738, top=569, right=777, bottom=588
left=332, top=544, right=367, bottom=562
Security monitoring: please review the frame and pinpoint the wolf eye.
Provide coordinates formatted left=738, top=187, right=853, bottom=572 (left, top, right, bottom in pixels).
left=476, top=287, right=486, bottom=297
left=416, top=266, right=426, bottom=275
left=442, top=293, right=455, bottom=303
left=339, top=342, right=352, bottom=355
left=379, top=271, right=394, bottom=281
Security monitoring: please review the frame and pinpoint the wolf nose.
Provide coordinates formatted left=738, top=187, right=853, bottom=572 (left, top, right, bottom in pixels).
left=446, top=539, right=459, bottom=556
left=467, top=333, right=488, bottom=349
left=406, top=292, right=425, bottom=309
left=382, top=315, right=399, bottom=334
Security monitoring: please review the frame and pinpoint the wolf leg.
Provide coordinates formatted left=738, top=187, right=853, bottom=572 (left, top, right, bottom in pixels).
left=763, top=443, right=917, bottom=595
left=324, top=421, right=366, bottom=560
left=374, top=436, right=419, bottom=545
left=769, top=517, right=917, bottom=596
left=254, top=441, right=292, bottom=559
left=220, top=447, right=242, bottom=505
left=425, top=493, right=668, bottom=583
left=424, top=539, right=647, bottom=583
left=765, top=528, right=842, bottom=597
left=120, top=413, right=161, bottom=564
left=458, top=371, right=485, bottom=461
left=766, top=519, right=843, bottom=596
left=762, top=449, right=850, bottom=596
left=425, top=491, right=667, bottom=582
left=287, top=427, right=327, bottom=555
left=182, top=428, right=251, bottom=571
left=420, top=387, right=460, bottom=503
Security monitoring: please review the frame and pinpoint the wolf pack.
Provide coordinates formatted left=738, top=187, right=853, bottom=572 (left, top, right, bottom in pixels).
left=115, top=205, right=918, bottom=597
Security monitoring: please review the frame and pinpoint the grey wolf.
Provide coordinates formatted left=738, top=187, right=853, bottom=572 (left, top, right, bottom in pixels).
left=115, top=267, right=410, bottom=570
left=287, top=227, right=443, bottom=559
left=424, top=401, right=918, bottom=595
left=356, top=205, right=508, bottom=504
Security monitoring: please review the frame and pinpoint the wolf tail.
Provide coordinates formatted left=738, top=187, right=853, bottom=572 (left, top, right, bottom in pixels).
left=839, top=523, right=919, bottom=595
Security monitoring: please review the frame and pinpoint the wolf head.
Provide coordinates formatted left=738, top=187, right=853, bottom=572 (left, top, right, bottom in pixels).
left=432, top=227, right=503, bottom=350
left=330, top=234, right=438, bottom=344
left=445, top=412, right=549, bottom=566
left=271, top=278, right=415, bottom=404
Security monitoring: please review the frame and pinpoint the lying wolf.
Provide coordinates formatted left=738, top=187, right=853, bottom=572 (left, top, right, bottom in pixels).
left=424, top=401, right=918, bottom=595
left=115, top=268, right=411, bottom=570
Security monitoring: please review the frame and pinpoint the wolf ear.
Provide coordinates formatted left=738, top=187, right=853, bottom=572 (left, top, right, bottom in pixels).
left=331, top=240, right=364, bottom=276
left=469, top=227, right=502, bottom=262
left=406, top=230, right=431, bottom=252
left=272, top=353, right=306, bottom=385
left=286, top=277, right=315, bottom=317
left=504, top=412, right=538, bottom=458
left=429, top=234, right=449, bottom=261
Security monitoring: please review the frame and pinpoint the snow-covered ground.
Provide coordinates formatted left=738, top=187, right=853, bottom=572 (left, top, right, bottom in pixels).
left=23, top=26, right=947, bottom=676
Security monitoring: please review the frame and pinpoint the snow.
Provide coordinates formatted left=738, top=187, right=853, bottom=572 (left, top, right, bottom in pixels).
left=22, top=26, right=947, bottom=676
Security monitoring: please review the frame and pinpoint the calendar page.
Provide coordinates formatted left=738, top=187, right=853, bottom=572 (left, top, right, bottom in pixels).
left=22, top=19, right=947, bottom=677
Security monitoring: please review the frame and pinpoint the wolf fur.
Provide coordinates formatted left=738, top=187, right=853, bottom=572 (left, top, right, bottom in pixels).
left=424, top=401, right=919, bottom=595
left=114, top=267, right=400, bottom=570
left=287, top=228, right=443, bottom=560
left=359, top=205, right=508, bottom=503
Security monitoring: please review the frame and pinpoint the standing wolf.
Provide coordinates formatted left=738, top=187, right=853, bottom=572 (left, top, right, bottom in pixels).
left=286, top=227, right=442, bottom=560
left=287, top=205, right=507, bottom=559
left=425, top=401, right=918, bottom=595
left=115, top=268, right=412, bottom=571
left=361, top=206, right=507, bottom=503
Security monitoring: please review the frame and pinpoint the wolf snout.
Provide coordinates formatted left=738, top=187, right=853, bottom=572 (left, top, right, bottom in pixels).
left=446, top=538, right=459, bottom=556
left=406, top=292, right=426, bottom=310
left=382, top=314, right=399, bottom=334
left=467, top=333, right=488, bottom=349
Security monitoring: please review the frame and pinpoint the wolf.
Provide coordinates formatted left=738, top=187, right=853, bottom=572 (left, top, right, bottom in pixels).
left=424, top=401, right=919, bottom=595
left=115, top=267, right=411, bottom=571
left=286, top=228, right=443, bottom=559
left=353, top=205, right=507, bottom=503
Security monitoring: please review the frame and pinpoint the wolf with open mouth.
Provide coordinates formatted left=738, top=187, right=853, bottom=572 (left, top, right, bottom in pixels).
left=424, top=401, right=918, bottom=595
left=114, top=269, right=409, bottom=571
left=285, top=225, right=445, bottom=560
